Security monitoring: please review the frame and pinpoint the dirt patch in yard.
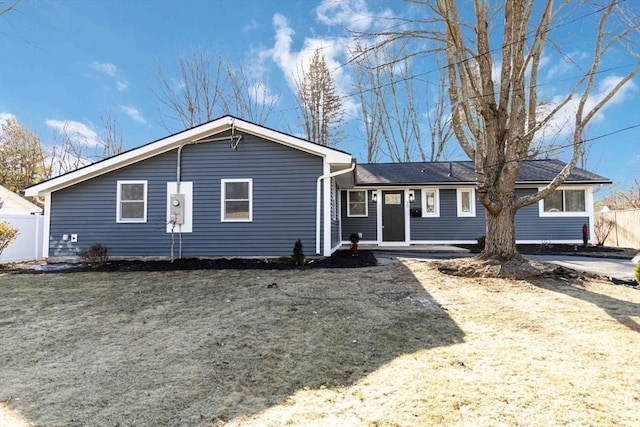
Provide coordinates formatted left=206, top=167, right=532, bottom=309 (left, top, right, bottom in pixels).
left=1, top=257, right=638, bottom=426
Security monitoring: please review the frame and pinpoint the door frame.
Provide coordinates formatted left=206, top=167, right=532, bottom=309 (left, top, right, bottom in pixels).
left=375, top=188, right=412, bottom=246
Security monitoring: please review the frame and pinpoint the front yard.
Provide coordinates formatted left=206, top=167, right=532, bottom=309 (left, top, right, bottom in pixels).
left=0, top=259, right=638, bottom=426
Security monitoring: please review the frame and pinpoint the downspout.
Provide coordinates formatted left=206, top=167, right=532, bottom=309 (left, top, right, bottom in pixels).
left=316, top=161, right=356, bottom=255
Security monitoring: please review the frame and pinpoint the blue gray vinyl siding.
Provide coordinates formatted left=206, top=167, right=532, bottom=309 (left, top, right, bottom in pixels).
left=513, top=189, right=589, bottom=241
left=340, top=192, right=378, bottom=241
left=338, top=187, right=591, bottom=243
left=409, top=189, right=485, bottom=241
left=49, top=134, right=324, bottom=258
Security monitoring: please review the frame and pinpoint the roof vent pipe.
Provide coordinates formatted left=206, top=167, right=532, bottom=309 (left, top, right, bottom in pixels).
left=448, top=161, right=453, bottom=177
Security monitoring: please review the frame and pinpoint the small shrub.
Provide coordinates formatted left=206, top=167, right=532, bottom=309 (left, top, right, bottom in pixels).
left=79, top=244, right=109, bottom=267
left=0, top=221, right=19, bottom=257
left=292, top=240, right=305, bottom=266
left=635, top=262, right=640, bottom=284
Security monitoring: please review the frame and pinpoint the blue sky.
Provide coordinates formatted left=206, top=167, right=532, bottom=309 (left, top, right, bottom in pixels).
left=1, top=0, right=638, bottom=192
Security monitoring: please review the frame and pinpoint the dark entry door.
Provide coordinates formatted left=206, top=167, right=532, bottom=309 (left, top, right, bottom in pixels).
left=382, top=191, right=405, bottom=242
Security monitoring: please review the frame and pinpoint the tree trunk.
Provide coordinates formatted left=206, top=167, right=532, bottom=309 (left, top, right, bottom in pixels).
left=480, top=202, right=521, bottom=262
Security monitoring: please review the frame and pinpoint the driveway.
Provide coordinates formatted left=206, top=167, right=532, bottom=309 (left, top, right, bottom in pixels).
left=375, top=251, right=637, bottom=281
left=525, top=255, right=636, bottom=281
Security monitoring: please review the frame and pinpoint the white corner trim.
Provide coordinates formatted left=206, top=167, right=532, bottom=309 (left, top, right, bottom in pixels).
left=42, top=193, right=51, bottom=258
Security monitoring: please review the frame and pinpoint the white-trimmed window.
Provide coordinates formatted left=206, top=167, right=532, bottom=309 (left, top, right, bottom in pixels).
left=117, top=180, right=147, bottom=223
left=347, top=190, right=368, bottom=217
left=540, top=188, right=587, bottom=216
left=421, top=188, right=440, bottom=217
left=456, top=188, right=476, bottom=217
left=221, top=179, right=252, bottom=222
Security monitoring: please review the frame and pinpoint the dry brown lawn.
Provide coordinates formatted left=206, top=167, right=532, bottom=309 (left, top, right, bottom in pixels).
left=0, top=259, right=638, bottom=426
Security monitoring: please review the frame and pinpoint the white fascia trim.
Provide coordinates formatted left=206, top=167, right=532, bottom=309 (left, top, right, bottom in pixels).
left=235, top=120, right=352, bottom=164
left=42, top=193, right=51, bottom=258
left=25, top=117, right=236, bottom=197
left=25, top=116, right=352, bottom=198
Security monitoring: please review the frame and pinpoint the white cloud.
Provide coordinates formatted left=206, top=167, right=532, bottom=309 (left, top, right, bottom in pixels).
left=263, top=13, right=359, bottom=116
left=46, top=119, right=101, bottom=147
left=119, top=105, right=147, bottom=124
left=316, top=0, right=373, bottom=31
left=117, top=80, right=129, bottom=91
left=537, top=74, right=638, bottom=139
left=0, top=112, right=16, bottom=126
left=248, top=82, right=279, bottom=106
left=243, top=19, right=258, bottom=32
left=91, top=61, right=117, bottom=76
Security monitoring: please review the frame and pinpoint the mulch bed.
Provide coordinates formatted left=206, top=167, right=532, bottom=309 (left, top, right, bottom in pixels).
left=10, top=250, right=378, bottom=273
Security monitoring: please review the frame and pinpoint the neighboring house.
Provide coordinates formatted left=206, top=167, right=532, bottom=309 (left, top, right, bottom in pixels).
left=24, top=116, right=611, bottom=261
left=0, top=184, right=44, bottom=263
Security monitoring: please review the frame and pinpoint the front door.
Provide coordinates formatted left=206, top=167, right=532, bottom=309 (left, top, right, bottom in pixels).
left=382, top=191, right=405, bottom=242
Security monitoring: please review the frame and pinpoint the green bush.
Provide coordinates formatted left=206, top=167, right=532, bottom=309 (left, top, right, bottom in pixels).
left=292, top=240, right=305, bottom=266
left=0, top=221, right=19, bottom=256
left=635, top=262, right=640, bottom=284
left=79, top=244, right=109, bottom=267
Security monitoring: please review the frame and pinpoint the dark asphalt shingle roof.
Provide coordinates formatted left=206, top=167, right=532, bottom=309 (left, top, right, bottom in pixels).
left=356, top=159, right=611, bottom=186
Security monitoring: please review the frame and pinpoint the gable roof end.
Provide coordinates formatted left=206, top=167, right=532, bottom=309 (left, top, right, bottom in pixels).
left=24, top=116, right=353, bottom=197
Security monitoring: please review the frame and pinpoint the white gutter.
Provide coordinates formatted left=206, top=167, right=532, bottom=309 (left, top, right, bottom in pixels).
left=316, top=161, right=356, bottom=255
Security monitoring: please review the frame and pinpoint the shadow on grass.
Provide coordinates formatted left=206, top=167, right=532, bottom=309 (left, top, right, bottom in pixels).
left=0, top=262, right=464, bottom=426
left=530, top=278, right=640, bottom=333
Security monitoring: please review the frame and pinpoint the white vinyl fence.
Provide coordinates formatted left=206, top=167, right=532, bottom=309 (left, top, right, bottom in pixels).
left=0, top=214, right=44, bottom=263
left=595, top=209, right=640, bottom=249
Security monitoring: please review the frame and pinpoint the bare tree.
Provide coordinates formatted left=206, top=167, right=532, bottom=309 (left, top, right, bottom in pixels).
left=349, top=42, right=452, bottom=162
left=596, top=179, right=640, bottom=211
left=48, top=112, right=124, bottom=176
left=296, top=49, right=345, bottom=146
left=359, top=0, right=640, bottom=261
left=0, top=117, right=50, bottom=192
left=99, top=112, right=124, bottom=159
left=154, top=50, right=278, bottom=131
left=0, top=0, right=19, bottom=16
